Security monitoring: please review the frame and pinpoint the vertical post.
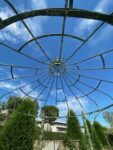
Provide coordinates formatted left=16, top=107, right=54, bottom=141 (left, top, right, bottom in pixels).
left=39, top=112, right=45, bottom=150
left=69, top=0, right=74, bottom=9
left=105, top=135, right=113, bottom=150
left=82, top=112, right=94, bottom=150
left=54, top=140, right=55, bottom=150
left=65, top=0, right=74, bottom=9
left=65, top=0, right=69, bottom=8
left=0, top=18, right=2, bottom=25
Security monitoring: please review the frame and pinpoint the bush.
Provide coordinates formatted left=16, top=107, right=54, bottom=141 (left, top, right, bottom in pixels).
left=0, top=98, right=38, bottom=150
left=35, top=126, right=66, bottom=140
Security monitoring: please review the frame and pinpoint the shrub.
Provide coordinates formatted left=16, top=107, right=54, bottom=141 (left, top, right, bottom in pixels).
left=0, top=98, right=38, bottom=150
left=43, top=132, right=66, bottom=140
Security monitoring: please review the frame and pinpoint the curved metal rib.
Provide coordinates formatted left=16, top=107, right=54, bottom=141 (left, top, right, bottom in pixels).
left=18, top=34, right=84, bottom=52
left=79, top=80, right=113, bottom=101
left=67, top=48, right=113, bottom=66
left=77, top=73, right=113, bottom=84
left=20, top=74, right=51, bottom=100
left=65, top=22, right=104, bottom=63
left=0, top=74, right=37, bottom=82
left=0, top=41, right=49, bottom=65
left=0, top=79, right=37, bottom=99
left=64, top=72, right=99, bottom=108
left=4, top=0, right=51, bottom=61
left=0, top=8, right=113, bottom=29
left=62, top=75, right=85, bottom=111
left=44, top=76, right=55, bottom=106
left=60, top=76, right=71, bottom=112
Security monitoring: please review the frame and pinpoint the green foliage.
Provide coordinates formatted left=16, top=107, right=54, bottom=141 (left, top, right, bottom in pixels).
left=67, top=110, right=82, bottom=139
left=103, top=111, right=113, bottom=127
left=0, top=125, right=3, bottom=133
left=93, top=121, right=108, bottom=146
left=107, top=134, right=113, bottom=146
left=63, top=136, right=76, bottom=150
left=66, top=110, right=87, bottom=150
left=6, top=96, right=22, bottom=111
left=0, top=98, right=38, bottom=150
left=35, top=124, right=66, bottom=140
left=41, top=105, right=59, bottom=123
left=0, top=97, right=22, bottom=123
left=86, top=119, right=103, bottom=150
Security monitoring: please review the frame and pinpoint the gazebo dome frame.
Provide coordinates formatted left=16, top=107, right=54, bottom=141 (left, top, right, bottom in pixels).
left=0, top=0, right=113, bottom=117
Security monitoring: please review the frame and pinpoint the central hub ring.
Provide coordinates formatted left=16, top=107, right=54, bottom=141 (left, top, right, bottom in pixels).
left=49, top=58, right=66, bottom=76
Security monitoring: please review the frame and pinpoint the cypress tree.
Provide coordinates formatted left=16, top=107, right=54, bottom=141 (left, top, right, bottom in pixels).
left=66, top=110, right=87, bottom=150
left=0, top=98, right=38, bottom=150
left=86, top=119, right=103, bottom=150
left=93, top=121, right=108, bottom=146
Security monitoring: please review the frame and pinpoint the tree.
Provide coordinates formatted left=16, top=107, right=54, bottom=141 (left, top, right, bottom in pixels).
left=41, top=105, right=59, bottom=123
left=93, top=121, right=108, bottom=146
left=103, top=111, right=113, bottom=127
left=6, top=96, right=22, bottom=113
left=67, top=110, right=81, bottom=139
left=66, top=110, right=87, bottom=150
left=0, top=98, right=38, bottom=150
left=86, top=119, right=102, bottom=150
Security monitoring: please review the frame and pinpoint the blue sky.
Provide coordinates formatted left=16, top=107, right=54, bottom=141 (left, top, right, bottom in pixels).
left=0, top=0, right=113, bottom=126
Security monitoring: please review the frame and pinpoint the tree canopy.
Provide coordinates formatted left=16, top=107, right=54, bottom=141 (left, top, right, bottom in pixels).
left=6, top=96, right=22, bottom=113
left=0, top=97, right=22, bottom=122
left=41, top=105, right=59, bottom=123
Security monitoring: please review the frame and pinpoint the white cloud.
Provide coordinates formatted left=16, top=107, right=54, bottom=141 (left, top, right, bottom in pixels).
left=0, top=7, right=29, bottom=42
left=51, top=89, right=88, bottom=117
left=57, top=96, right=88, bottom=117
left=74, top=0, right=113, bottom=37
left=94, top=0, right=112, bottom=13
left=0, top=81, right=18, bottom=90
left=0, top=81, right=40, bottom=100
left=91, top=24, right=113, bottom=45
left=51, top=89, right=65, bottom=100
left=0, top=0, right=48, bottom=43
left=31, top=0, right=47, bottom=10
left=0, top=81, right=25, bottom=98
left=0, top=6, right=14, bottom=20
